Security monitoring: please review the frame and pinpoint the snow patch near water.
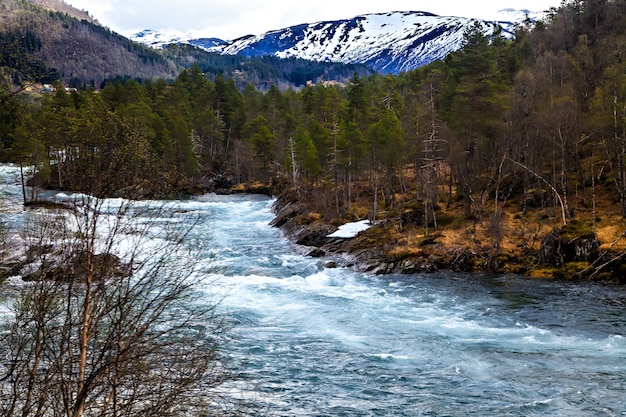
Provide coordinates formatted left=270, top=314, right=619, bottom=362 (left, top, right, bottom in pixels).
left=326, top=220, right=371, bottom=238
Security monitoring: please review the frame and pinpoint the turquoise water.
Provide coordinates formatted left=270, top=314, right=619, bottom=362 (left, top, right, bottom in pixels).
left=1, top=165, right=625, bottom=416
left=176, top=193, right=626, bottom=416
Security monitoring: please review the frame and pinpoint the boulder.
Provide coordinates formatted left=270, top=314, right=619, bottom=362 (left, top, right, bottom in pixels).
left=23, top=251, right=131, bottom=282
left=540, top=224, right=600, bottom=266
left=307, top=248, right=326, bottom=258
left=292, top=223, right=338, bottom=247
left=269, top=201, right=305, bottom=228
left=0, top=233, right=27, bottom=265
left=324, top=260, right=338, bottom=269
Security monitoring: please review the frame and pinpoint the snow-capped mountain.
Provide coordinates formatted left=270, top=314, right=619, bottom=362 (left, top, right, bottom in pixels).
left=130, top=29, right=227, bottom=49
left=207, top=11, right=514, bottom=74
left=130, top=10, right=537, bottom=74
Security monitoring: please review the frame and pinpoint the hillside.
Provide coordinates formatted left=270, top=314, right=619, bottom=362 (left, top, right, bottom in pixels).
left=0, top=0, right=375, bottom=90
left=161, top=43, right=374, bottom=91
left=0, top=0, right=176, bottom=87
left=27, top=0, right=97, bottom=23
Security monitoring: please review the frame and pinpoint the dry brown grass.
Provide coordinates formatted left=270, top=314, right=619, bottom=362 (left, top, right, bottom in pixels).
left=287, top=165, right=626, bottom=279
left=384, top=199, right=562, bottom=259
left=596, top=221, right=626, bottom=251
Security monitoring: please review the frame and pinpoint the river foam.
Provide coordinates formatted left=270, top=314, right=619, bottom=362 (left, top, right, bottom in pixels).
left=1, top=164, right=625, bottom=416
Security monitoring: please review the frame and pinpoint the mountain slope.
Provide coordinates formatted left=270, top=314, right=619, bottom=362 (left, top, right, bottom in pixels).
left=27, top=0, right=98, bottom=24
left=131, top=11, right=526, bottom=74
left=161, top=43, right=374, bottom=91
left=213, top=11, right=514, bottom=74
left=1, top=0, right=371, bottom=90
left=0, top=0, right=177, bottom=87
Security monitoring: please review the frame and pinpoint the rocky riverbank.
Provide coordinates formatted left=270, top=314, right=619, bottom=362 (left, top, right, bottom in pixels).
left=3, top=186, right=625, bottom=284
left=269, top=192, right=482, bottom=275
left=270, top=191, right=626, bottom=284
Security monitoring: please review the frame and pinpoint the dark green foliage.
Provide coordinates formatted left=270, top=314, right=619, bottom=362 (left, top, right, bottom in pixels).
left=162, top=44, right=373, bottom=91
left=245, top=115, right=277, bottom=179
left=0, top=30, right=58, bottom=84
left=293, top=125, right=321, bottom=177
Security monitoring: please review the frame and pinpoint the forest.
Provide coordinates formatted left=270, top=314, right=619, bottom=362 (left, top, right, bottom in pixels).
left=2, top=0, right=626, bottom=280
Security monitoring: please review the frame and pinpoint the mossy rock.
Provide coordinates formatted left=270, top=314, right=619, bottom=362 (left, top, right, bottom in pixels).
left=436, top=213, right=460, bottom=228
left=560, top=220, right=595, bottom=241
left=529, top=266, right=557, bottom=278
left=24, top=200, right=75, bottom=211
left=292, top=222, right=337, bottom=247
left=400, top=206, right=425, bottom=226
left=553, top=261, right=589, bottom=280
left=540, top=222, right=600, bottom=265
left=503, top=264, right=529, bottom=275
left=23, top=252, right=130, bottom=283
left=419, top=236, right=438, bottom=246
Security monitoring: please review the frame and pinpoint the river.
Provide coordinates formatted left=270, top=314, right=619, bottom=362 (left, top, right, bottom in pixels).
left=1, top=164, right=625, bottom=416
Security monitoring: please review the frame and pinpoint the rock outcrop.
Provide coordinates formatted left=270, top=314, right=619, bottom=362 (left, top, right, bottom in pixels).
left=269, top=192, right=621, bottom=282
left=270, top=194, right=479, bottom=275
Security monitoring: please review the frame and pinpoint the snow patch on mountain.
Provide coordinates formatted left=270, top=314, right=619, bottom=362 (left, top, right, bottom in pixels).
left=129, top=9, right=542, bottom=74
left=492, top=8, right=547, bottom=23
left=128, top=29, right=226, bottom=49
left=204, top=11, right=515, bottom=73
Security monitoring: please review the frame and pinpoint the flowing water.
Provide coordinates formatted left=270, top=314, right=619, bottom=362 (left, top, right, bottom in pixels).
left=1, top=164, right=625, bottom=416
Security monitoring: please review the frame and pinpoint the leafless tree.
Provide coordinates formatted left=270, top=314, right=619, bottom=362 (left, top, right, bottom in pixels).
left=0, top=196, right=251, bottom=417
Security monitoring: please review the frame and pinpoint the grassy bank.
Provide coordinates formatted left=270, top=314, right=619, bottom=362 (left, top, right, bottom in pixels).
left=270, top=174, right=626, bottom=284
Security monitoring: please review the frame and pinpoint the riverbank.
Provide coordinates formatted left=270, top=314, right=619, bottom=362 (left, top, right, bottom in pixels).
left=270, top=188, right=626, bottom=284
left=3, top=175, right=626, bottom=284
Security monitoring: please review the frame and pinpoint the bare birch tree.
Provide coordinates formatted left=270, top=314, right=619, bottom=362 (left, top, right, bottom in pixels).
left=0, top=196, right=248, bottom=417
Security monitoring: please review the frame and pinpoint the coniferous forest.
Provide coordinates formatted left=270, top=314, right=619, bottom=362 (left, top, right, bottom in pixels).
left=3, top=0, right=626, bottom=280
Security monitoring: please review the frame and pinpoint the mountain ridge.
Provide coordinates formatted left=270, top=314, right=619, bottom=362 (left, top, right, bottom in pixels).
left=130, top=9, right=538, bottom=74
left=27, top=0, right=98, bottom=24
